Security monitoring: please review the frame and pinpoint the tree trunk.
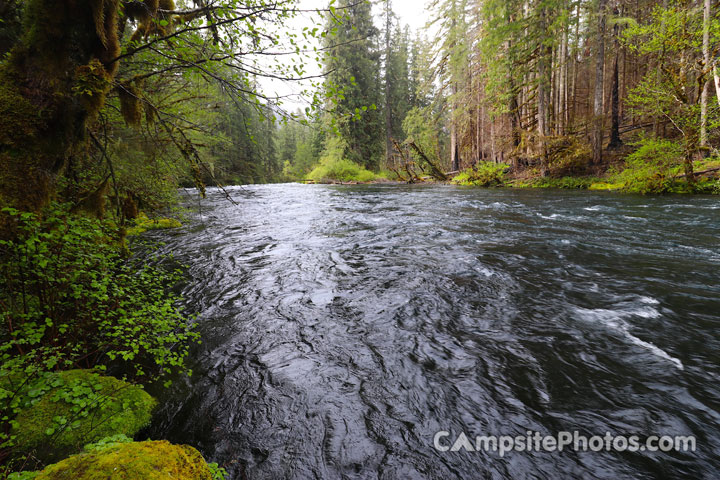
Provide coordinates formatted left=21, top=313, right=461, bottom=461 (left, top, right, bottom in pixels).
left=476, top=84, right=482, bottom=164
left=569, top=1, right=580, bottom=130
left=608, top=10, right=622, bottom=149
left=700, top=0, right=710, bottom=148
left=384, top=0, right=393, bottom=166
left=449, top=3, right=460, bottom=172
left=592, top=0, right=607, bottom=165
left=450, top=118, right=460, bottom=171
left=537, top=7, right=551, bottom=174
left=0, top=0, right=120, bottom=216
left=558, top=21, right=568, bottom=135
left=480, top=102, right=485, bottom=161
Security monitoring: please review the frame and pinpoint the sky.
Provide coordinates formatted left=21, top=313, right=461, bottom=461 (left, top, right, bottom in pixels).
left=256, top=0, right=433, bottom=113
left=391, top=0, right=432, bottom=31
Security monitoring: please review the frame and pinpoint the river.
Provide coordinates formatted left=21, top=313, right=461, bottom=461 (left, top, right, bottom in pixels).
left=142, top=184, right=720, bottom=479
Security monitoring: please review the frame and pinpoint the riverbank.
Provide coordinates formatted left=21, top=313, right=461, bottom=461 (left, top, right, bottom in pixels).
left=308, top=157, right=720, bottom=195
left=0, top=205, right=224, bottom=479
left=461, top=157, right=720, bottom=194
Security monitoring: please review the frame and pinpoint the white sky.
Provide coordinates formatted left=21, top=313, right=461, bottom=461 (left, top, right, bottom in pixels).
left=256, top=0, right=433, bottom=113
left=390, top=0, right=432, bottom=31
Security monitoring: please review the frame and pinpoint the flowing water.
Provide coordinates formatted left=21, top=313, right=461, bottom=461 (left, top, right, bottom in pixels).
left=143, top=184, right=720, bottom=479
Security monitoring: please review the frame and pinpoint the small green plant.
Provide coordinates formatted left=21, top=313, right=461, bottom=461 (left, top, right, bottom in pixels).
left=452, top=162, right=509, bottom=187
left=208, top=462, right=228, bottom=480
left=7, top=472, right=38, bottom=480
left=83, top=434, right=133, bottom=452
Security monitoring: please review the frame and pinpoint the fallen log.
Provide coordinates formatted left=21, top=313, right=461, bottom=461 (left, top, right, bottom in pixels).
left=388, top=165, right=407, bottom=182
left=674, top=166, right=720, bottom=178
left=392, top=139, right=422, bottom=183
left=407, top=141, right=448, bottom=181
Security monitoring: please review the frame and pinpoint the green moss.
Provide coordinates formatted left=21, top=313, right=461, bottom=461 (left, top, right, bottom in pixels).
left=0, top=69, right=48, bottom=214
left=588, top=181, right=624, bottom=191
left=0, top=0, right=121, bottom=213
left=12, top=370, right=156, bottom=461
left=33, top=440, right=213, bottom=480
left=0, top=70, right=40, bottom=147
left=514, top=176, right=600, bottom=189
left=118, top=81, right=143, bottom=127
left=126, top=212, right=182, bottom=236
left=74, top=59, right=112, bottom=116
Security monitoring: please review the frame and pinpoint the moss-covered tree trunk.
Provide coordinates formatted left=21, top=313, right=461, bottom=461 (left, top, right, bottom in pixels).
left=0, top=0, right=120, bottom=214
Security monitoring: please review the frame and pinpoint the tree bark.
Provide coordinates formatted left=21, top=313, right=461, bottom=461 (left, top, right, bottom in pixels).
left=558, top=20, right=568, bottom=135
left=592, top=0, right=607, bottom=164
left=0, top=0, right=121, bottom=215
left=569, top=1, right=580, bottom=130
left=449, top=1, right=460, bottom=172
left=384, top=0, right=393, bottom=166
left=608, top=8, right=622, bottom=149
left=536, top=6, right=551, bottom=174
left=700, top=0, right=710, bottom=148
left=450, top=92, right=460, bottom=171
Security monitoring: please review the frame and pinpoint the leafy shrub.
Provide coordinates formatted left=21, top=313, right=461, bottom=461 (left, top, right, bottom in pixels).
left=0, top=204, right=198, bottom=382
left=377, top=169, right=401, bottom=181
left=452, top=162, right=509, bottom=187
left=609, top=137, right=685, bottom=193
left=9, top=370, right=155, bottom=462
left=306, top=157, right=377, bottom=183
left=305, top=134, right=381, bottom=183
left=0, top=204, right=198, bottom=460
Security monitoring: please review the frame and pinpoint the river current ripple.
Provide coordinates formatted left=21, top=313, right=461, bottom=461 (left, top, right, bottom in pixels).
left=143, top=184, right=720, bottom=479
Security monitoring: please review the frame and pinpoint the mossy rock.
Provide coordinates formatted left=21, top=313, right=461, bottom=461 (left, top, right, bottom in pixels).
left=12, top=370, right=156, bottom=462
left=33, top=440, right=213, bottom=480
left=126, top=212, right=182, bottom=236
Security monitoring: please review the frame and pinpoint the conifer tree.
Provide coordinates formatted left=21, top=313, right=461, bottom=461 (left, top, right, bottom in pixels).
left=324, top=0, right=384, bottom=169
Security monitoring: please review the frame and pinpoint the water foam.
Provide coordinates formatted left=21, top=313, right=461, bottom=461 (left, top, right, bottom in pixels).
left=573, top=302, right=684, bottom=370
